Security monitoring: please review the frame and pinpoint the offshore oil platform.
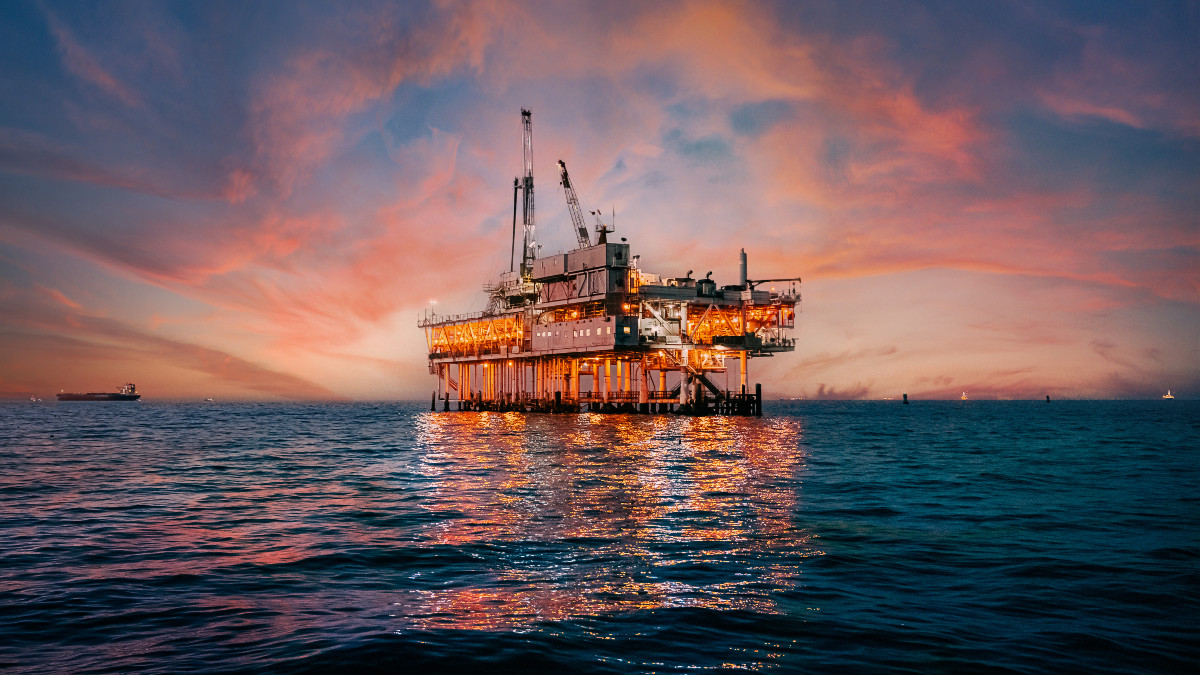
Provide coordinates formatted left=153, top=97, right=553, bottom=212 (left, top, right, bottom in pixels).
left=420, top=109, right=800, bottom=415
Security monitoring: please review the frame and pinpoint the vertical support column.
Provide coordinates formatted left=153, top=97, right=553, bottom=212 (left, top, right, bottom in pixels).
left=679, top=348, right=690, bottom=405
left=570, top=359, right=579, bottom=400
left=740, top=350, right=748, bottom=394
left=603, top=359, right=611, bottom=403
left=638, top=357, right=650, bottom=411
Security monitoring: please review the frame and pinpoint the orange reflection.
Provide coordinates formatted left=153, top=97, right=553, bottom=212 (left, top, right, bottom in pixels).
left=406, top=411, right=816, bottom=630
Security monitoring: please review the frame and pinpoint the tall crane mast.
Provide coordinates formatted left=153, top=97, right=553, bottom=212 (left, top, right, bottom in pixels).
left=519, top=108, right=537, bottom=276
left=557, top=159, right=591, bottom=249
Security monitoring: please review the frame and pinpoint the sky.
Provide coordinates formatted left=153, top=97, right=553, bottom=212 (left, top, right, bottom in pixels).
left=0, top=0, right=1197, bottom=400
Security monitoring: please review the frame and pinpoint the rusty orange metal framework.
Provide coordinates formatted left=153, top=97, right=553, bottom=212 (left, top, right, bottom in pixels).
left=419, top=110, right=800, bottom=415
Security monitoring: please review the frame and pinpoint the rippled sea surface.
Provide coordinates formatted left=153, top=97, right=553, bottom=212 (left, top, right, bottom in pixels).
left=1, top=400, right=1197, bottom=673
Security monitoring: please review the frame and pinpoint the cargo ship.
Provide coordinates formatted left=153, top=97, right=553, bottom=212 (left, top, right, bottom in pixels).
left=419, top=109, right=800, bottom=416
left=57, top=383, right=141, bottom=401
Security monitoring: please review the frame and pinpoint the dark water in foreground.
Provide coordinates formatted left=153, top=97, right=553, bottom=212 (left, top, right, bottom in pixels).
left=1, top=400, right=1196, bottom=673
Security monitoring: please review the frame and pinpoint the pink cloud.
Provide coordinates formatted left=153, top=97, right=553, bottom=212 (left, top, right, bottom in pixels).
left=2, top=2, right=1195, bottom=400
left=0, top=284, right=342, bottom=400
left=246, top=3, right=506, bottom=196
left=1036, top=24, right=1200, bottom=137
left=44, top=10, right=140, bottom=108
left=37, top=285, right=81, bottom=310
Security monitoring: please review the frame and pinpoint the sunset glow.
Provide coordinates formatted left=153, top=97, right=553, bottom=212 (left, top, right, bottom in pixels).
left=1, top=1, right=1196, bottom=400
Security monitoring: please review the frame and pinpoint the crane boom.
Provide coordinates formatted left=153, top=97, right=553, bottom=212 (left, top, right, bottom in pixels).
left=557, top=159, right=591, bottom=249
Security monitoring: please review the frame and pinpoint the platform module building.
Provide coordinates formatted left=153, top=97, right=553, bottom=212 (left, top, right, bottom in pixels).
left=419, top=109, right=800, bottom=415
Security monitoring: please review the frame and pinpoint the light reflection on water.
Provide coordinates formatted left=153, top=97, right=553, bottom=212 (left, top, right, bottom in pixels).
left=408, top=412, right=814, bottom=630
left=4, top=401, right=1196, bottom=672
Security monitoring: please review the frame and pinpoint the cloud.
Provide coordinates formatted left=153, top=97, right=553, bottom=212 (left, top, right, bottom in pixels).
left=44, top=9, right=140, bottom=108
left=1090, top=339, right=1138, bottom=371
left=0, top=284, right=341, bottom=399
left=0, top=1, right=1196, bottom=400
left=0, top=129, right=166, bottom=196
left=36, top=285, right=81, bottom=310
left=783, top=345, right=898, bottom=379
left=245, top=2, right=505, bottom=195
left=1034, top=14, right=1200, bottom=138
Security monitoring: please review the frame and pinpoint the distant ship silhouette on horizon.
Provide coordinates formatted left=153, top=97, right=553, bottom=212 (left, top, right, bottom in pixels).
left=56, top=383, right=141, bottom=401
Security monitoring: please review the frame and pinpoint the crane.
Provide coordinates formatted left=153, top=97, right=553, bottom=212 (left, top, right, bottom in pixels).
left=557, top=159, right=591, bottom=249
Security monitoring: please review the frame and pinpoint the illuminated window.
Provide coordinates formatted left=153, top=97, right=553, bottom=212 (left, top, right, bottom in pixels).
left=573, top=330, right=578, bottom=337
left=623, top=327, right=631, bottom=334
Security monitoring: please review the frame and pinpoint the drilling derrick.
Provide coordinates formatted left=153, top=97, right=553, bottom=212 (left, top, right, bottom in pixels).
left=419, top=108, right=802, bottom=416
left=520, top=108, right=536, bottom=277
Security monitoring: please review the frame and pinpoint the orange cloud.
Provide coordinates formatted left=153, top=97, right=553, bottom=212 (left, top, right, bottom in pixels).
left=0, top=286, right=341, bottom=400
left=2, top=2, right=1195, bottom=400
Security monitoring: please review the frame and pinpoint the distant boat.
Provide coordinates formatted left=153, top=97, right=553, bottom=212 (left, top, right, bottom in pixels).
left=961, top=391, right=968, bottom=401
left=57, top=383, right=141, bottom=402
left=1163, top=390, right=1174, bottom=399
left=204, top=398, right=214, bottom=402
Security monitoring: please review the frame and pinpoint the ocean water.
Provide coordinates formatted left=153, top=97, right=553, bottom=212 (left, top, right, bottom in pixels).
left=1, top=400, right=1196, bottom=673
